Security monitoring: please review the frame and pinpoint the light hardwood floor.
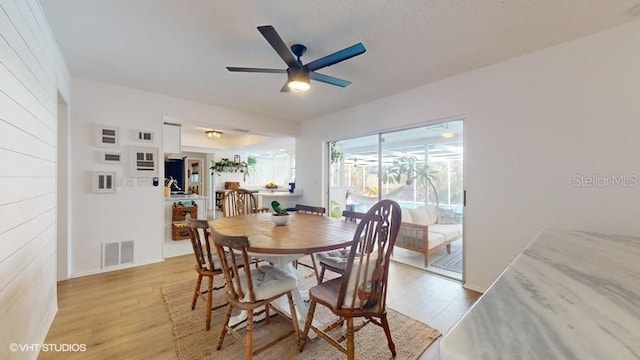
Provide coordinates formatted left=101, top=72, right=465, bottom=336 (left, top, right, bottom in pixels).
left=39, top=255, right=480, bottom=360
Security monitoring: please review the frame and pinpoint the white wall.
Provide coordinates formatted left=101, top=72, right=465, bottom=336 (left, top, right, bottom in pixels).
left=297, top=20, right=640, bottom=292
left=0, top=0, right=70, bottom=358
left=70, top=77, right=294, bottom=275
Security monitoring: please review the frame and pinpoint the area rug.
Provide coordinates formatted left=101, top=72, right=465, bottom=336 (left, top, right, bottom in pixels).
left=430, top=249, right=463, bottom=273
left=162, top=278, right=441, bottom=360
left=429, top=239, right=463, bottom=273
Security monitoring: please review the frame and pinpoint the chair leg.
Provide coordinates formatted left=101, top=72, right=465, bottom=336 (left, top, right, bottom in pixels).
left=423, top=247, right=430, bottom=267
left=380, top=312, right=396, bottom=357
left=205, top=276, right=213, bottom=330
left=286, top=292, right=300, bottom=344
left=299, top=300, right=316, bottom=352
left=246, top=310, right=254, bottom=359
left=192, top=274, right=203, bottom=310
left=318, top=266, right=325, bottom=283
left=309, top=254, right=320, bottom=283
left=265, top=304, right=270, bottom=324
left=446, top=243, right=452, bottom=254
left=346, top=317, right=355, bottom=360
left=216, top=303, right=233, bottom=350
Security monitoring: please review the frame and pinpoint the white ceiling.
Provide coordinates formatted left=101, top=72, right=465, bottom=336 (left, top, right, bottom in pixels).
left=40, top=1, right=639, bottom=133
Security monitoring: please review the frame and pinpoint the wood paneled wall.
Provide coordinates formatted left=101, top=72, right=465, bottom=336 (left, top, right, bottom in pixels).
left=0, top=0, right=69, bottom=358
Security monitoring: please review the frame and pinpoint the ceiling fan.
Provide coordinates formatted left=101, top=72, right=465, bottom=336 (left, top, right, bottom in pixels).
left=226, top=25, right=366, bottom=92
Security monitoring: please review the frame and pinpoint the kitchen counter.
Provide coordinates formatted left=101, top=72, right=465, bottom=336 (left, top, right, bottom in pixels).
left=164, top=195, right=207, bottom=201
left=440, top=228, right=640, bottom=360
left=254, top=190, right=302, bottom=210
left=256, top=190, right=302, bottom=197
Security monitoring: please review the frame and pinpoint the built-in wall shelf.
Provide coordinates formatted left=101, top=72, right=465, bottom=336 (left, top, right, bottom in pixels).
left=186, top=158, right=203, bottom=195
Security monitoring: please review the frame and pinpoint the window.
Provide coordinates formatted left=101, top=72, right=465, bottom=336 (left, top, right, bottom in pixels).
left=247, top=152, right=295, bottom=186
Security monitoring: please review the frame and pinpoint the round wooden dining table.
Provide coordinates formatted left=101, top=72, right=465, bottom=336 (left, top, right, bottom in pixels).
left=208, top=211, right=357, bottom=254
left=208, top=211, right=358, bottom=330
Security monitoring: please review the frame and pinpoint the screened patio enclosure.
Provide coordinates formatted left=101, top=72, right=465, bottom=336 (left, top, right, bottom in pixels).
left=327, top=120, right=464, bottom=279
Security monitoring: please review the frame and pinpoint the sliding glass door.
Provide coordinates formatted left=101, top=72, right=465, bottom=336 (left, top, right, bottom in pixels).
left=328, top=135, right=379, bottom=217
left=327, top=120, right=464, bottom=279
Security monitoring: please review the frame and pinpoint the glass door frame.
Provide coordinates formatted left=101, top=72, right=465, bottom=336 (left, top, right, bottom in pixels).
left=326, top=119, right=465, bottom=282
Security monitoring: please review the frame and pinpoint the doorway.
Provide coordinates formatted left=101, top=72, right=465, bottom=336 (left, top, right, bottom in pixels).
left=56, top=92, right=70, bottom=280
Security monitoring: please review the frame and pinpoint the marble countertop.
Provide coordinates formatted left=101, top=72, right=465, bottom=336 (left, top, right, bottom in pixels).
left=440, top=228, right=640, bottom=360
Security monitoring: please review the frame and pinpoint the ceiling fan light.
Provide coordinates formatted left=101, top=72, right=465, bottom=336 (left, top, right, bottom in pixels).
left=287, top=67, right=310, bottom=92
left=205, top=130, right=223, bottom=139
left=288, top=80, right=310, bottom=92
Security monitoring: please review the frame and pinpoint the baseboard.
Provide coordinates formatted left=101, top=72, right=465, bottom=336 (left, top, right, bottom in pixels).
left=462, top=282, right=486, bottom=293
left=69, top=258, right=165, bottom=279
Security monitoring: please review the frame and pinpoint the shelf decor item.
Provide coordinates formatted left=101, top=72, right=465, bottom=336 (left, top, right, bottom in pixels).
left=210, top=158, right=249, bottom=181
left=265, top=182, right=278, bottom=189
left=171, top=202, right=198, bottom=240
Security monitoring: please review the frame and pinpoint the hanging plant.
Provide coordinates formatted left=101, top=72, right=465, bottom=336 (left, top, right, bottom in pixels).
left=330, top=142, right=344, bottom=164
left=210, top=158, right=249, bottom=181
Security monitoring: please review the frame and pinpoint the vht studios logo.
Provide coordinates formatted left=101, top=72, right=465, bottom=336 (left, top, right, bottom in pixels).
left=572, top=173, right=638, bottom=188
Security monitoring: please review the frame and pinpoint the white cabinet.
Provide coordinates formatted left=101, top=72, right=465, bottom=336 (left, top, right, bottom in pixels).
left=163, top=122, right=181, bottom=154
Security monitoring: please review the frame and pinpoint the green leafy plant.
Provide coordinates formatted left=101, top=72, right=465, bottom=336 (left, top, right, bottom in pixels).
left=271, top=201, right=289, bottom=216
left=330, top=142, right=344, bottom=164
left=382, top=154, right=440, bottom=205
left=246, top=155, right=257, bottom=177
left=330, top=200, right=342, bottom=218
left=210, top=158, right=249, bottom=181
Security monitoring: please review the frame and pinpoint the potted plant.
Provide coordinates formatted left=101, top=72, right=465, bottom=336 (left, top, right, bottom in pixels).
left=271, top=201, right=290, bottom=225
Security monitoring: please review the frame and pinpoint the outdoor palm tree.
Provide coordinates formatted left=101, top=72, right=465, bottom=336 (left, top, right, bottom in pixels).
left=382, top=154, right=440, bottom=205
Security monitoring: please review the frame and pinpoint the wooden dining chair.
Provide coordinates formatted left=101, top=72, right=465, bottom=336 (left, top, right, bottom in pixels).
left=299, top=200, right=402, bottom=360
left=292, top=204, right=326, bottom=282
left=220, top=189, right=270, bottom=267
left=221, top=189, right=269, bottom=217
left=185, top=214, right=226, bottom=331
left=315, top=210, right=367, bottom=283
left=211, top=228, right=300, bottom=359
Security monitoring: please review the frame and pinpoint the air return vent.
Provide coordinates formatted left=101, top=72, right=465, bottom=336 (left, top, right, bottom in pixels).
left=101, top=240, right=135, bottom=268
